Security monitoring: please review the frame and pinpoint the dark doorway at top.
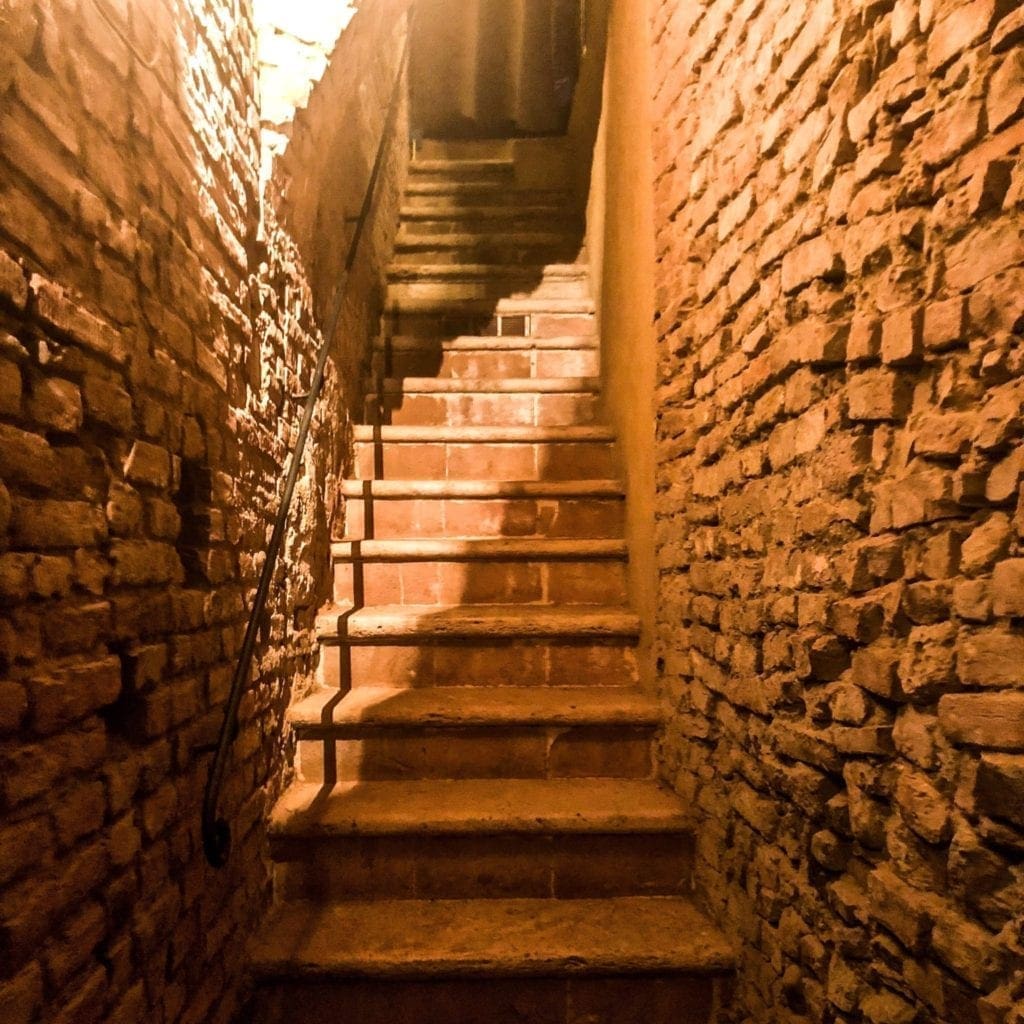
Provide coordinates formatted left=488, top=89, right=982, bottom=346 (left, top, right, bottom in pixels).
left=411, top=0, right=583, bottom=139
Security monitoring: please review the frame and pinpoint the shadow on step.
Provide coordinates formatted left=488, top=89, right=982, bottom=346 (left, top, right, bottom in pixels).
left=254, top=973, right=728, bottom=1024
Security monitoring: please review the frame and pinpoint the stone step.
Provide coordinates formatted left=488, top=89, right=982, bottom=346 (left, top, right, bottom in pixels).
left=269, top=777, right=692, bottom=901
left=388, top=263, right=588, bottom=283
left=401, top=203, right=578, bottom=224
left=352, top=424, right=618, bottom=481
left=390, top=307, right=595, bottom=340
left=332, top=537, right=626, bottom=559
left=340, top=478, right=625, bottom=541
left=370, top=376, right=601, bottom=393
left=363, top=377, right=602, bottom=428
left=371, top=335, right=600, bottom=380
left=385, top=299, right=593, bottom=342
left=331, top=538, right=627, bottom=607
left=408, top=158, right=515, bottom=183
left=317, top=638, right=639, bottom=691
left=388, top=281, right=590, bottom=305
left=314, top=605, right=641, bottom=689
left=393, top=232, right=586, bottom=266
left=248, top=897, right=734, bottom=1024
left=290, top=686, right=658, bottom=784
left=403, top=186, right=572, bottom=210
left=315, top=603, right=640, bottom=644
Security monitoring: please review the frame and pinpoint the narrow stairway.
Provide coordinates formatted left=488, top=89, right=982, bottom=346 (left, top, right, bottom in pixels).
left=248, top=142, right=734, bottom=1024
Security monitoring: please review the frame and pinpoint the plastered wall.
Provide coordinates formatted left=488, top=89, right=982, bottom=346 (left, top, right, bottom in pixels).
left=579, top=0, right=659, bottom=686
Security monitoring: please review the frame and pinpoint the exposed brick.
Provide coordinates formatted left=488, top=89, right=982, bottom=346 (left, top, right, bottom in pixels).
left=123, top=441, right=171, bottom=488
left=974, top=754, right=1024, bottom=826
left=938, top=691, right=1024, bottom=748
left=0, top=250, right=29, bottom=309
left=922, top=297, right=967, bottom=352
left=880, top=306, right=923, bottom=365
left=646, top=0, right=1024, bottom=1019
left=31, top=278, right=129, bottom=365
left=847, top=368, right=909, bottom=422
left=11, top=499, right=106, bottom=549
left=926, top=0, right=999, bottom=74
left=987, top=51, right=1024, bottom=132
left=781, top=235, right=845, bottom=293
left=991, top=558, right=1024, bottom=616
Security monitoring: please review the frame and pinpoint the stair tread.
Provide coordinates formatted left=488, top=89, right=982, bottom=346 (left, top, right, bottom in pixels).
left=375, top=335, right=597, bottom=351
left=289, top=685, right=658, bottom=731
left=315, top=604, right=641, bottom=641
left=270, top=777, right=687, bottom=836
left=410, top=159, right=514, bottom=171
left=405, top=182, right=568, bottom=195
left=368, top=377, right=600, bottom=394
left=330, top=538, right=626, bottom=561
left=389, top=263, right=586, bottom=279
left=338, top=479, right=623, bottom=498
left=396, top=231, right=582, bottom=246
left=352, top=424, right=614, bottom=442
left=401, top=204, right=574, bottom=217
left=388, top=296, right=594, bottom=315
left=251, top=896, right=735, bottom=978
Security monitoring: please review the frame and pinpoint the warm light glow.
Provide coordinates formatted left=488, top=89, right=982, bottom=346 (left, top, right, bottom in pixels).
left=256, top=0, right=358, bottom=178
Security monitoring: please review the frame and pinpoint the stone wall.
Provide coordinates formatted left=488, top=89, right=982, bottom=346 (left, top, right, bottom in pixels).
left=0, top=1, right=407, bottom=1022
left=649, top=1, right=1024, bottom=1021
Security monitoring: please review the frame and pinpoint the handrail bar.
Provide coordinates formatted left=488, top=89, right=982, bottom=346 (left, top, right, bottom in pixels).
left=202, top=6, right=414, bottom=867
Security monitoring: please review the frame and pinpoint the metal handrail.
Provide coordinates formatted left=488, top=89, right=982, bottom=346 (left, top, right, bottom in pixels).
left=202, top=6, right=414, bottom=868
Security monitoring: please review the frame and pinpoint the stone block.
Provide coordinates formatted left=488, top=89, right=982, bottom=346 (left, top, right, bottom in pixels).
left=781, top=235, right=845, bottom=294
left=992, top=558, right=1024, bottom=616
left=938, top=691, right=1024, bottom=748
left=847, top=368, right=909, bottom=422
left=894, top=767, right=950, bottom=844
left=961, top=514, right=1013, bottom=575
left=11, top=499, right=106, bottom=549
left=0, top=249, right=28, bottom=309
left=987, top=51, right=1024, bottom=131
left=973, top=753, right=1024, bottom=826
left=0, top=423, right=60, bottom=489
left=957, top=629, right=1024, bottom=687
left=867, top=866, right=936, bottom=951
left=993, top=5, right=1024, bottom=50
left=922, top=297, right=967, bottom=352
left=124, top=440, right=171, bottom=488
left=0, top=358, right=22, bottom=416
left=931, top=907, right=1007, bottom=990
left=31, top=277, right=128, bottom=364
left=0, top=962, right=43, bottom=1024
left=880, top=307, right=923, bottom=365
left=926, top=0, right=999, bottom=73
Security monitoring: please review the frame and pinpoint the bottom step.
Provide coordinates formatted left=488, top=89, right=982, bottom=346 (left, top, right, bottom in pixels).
left=249, top=898, right=734, bottom=1023
left=250, top=972, right=728, bottom=1024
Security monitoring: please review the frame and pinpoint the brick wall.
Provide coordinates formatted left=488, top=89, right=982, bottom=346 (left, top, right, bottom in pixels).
left=256, top=0, right=358, bottom=177
left=649, top=1, right=1024, bottom=1021
left=0, top=0, right=407, bottom=1021
left=268, top=0, right=411, bottom=411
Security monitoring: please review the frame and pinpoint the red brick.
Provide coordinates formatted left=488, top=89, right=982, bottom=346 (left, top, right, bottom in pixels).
left=987, top=51, right=1024, bottom=131
left=939, top=691, right=1024, bottom=748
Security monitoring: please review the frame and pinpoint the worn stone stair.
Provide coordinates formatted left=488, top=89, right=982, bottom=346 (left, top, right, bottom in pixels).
left=248, top=143, right=733, bottom=1024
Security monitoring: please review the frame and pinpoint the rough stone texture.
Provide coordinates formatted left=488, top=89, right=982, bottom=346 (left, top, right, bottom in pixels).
left=0, top=1, right=407, bottom=1022
left=649, top=1, right=1024, bottom=1021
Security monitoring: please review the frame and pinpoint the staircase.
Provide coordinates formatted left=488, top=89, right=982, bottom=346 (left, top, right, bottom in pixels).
left=248, top=141, right=734, bottom=1024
